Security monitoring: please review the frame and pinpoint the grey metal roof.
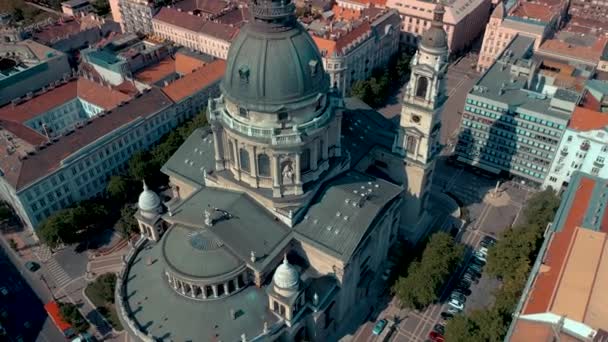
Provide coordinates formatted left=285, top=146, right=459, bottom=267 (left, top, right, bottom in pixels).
left=161, top=224, right=244, bottom=280
left=470, top=35, right=573, bottom=122
left=164, top=187, right=291, bottom=269
left=161, top=127, right=215, bottom=188
left=295, top=171, right=402, bottom=261
left=123, top=241, right=280, bottom=341
left=221, top=19, right=330, bottom=113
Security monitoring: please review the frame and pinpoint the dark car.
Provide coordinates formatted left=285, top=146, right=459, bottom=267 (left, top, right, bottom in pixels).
left=454, top=287, right=472, bottom=296
left=433, top=323, right=445, bottom=335
left=440, top=312, right=453, bottom=320
left=25, top=261, right=40, bottom=272
left=429, top=331, right=445, bottom=342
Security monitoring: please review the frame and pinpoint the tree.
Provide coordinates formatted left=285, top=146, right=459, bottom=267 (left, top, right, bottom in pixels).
left=117, top=205, right=138, bottom=237
left=59, top=302, right=89, bottom=333
left=106, top=176, right=131, bottom=203
left=0, top=205, right=12, bottom=221
left=92, top=0, right=110, bottom=15
left=90, top=273, right=117, bottom=304
left=351, top=80, right=374, bottom=105
left=522, top=188, right=560, bottom=229
left=393, top=232, right=464, bottom=309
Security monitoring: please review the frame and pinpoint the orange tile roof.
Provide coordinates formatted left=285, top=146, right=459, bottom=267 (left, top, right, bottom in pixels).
left=332, top=5, right=361, bottom=21
left=12, top=89, right=172, bottom=190
left=510, top=319, right=583, bottom=342
left=568, top=106, right=608, bottom=131
left=540, top=37, right=608, bottom=64
left=135, top=58, right=177, bottom=85
left=522, top=177, right=595, bottom=315
left=312, top=21, right=371, bottom=57
left=312, top=35, right=337, bottom=57
left=161, top=59, right=226, bottom=102
left=175, top=52, right=207, bottom=74
left=510, top=2, right=560, bottom=23
left=0, top=78, right=130, bottom=124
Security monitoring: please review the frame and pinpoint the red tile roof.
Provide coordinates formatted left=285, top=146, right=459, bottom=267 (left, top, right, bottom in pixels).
left=522, top=177, right=595, bottom=315
left=568, top=106, right=608, bottom=131
left=11, top=89, right=172, bottom=190
left=175, top=52, right=207, bottom=74
left=153, top=7, right=239, bottom=40
left=161, top=59, right=225, bottom=102
left=135, top=58, right=177, bottom=84
left=0, top=78, right=131, bottom=124
left=312, top=21, right=371, bottom=57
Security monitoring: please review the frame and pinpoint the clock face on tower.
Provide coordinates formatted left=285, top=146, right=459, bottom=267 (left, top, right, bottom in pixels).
left=412, top=115, right=421, bottom=123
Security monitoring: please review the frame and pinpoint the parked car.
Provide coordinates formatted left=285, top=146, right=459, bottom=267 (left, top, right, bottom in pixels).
left=372, top=319, right=388, bottom=335
left=447, top=305, right=462, bottom=314
left=429, top=331, right=445, bottom=342
left=0, top=287, right=7, bottom=296
left=473, top=251, right=487, bottom=263
left=471, top=257, right=486, bottom=267
left=440, top=312, right=454, bottom=320
left=468, top=263, right=483, bottom=274
left=381, top=268, right=391, bottom=281
left=453, top=287, right=471, bottom=296
left=480, top=236, right=497, bottom=248
left=478, top=246, right=489, bottom=256
left=457, top=280, right=471, bottom=289
left=433, top=323, right=445, bottom=335
left=25, top=261, right=40, bottom=272
left=462, top=272, right=479, bottom=284
left=448, top=298, right=464, bottom=311
left=450, top=292, right=466, bottom=302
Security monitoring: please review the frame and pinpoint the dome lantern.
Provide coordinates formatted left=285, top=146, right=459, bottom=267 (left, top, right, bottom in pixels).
left=420, top=1, right=448, bottom=51
left=273, top=254, right=300, bottom=291
left=138, top=181, right=161, bottom=213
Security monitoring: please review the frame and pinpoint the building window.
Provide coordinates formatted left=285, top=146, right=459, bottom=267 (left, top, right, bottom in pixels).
left=406, top=136, right=417, bottom=154
left=278, top=111, right=288, bottom=122
left=239, top=107, right=248, bottom=118
left=257, top=154, right=270, bottom=177
left=240, top=148, right=250, bottom=172
left=301, top=149, right=311, bottom=172
left=415, top=77, right=429, bottom=98
left=318, top=140, right=324, bottom=162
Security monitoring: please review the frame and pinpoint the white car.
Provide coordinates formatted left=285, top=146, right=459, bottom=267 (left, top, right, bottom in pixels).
left=478, top=247, right=488, bottom=256
left=448, top=298, right=464, bottom=311
left=474, top=251, right=487, bottom=263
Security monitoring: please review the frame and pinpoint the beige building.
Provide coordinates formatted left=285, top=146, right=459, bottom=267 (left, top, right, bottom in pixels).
left=61, top=0, right=94, bottom=16
left=476, top=0, right=566, bottom=72
left=385, top=0, right=491, bottom=53
left=311, top=8, right=401, bottom=95
left=152, top=7, right=238, bottom=59
left=117, top=0, right=158, bottom=34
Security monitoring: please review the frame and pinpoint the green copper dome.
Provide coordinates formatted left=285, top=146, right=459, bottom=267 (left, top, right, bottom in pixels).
left=220, top=0, right=329, bottom=113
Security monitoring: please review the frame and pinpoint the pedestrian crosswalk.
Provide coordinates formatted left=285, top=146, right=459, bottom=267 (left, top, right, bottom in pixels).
left=46, top=258, right=71, bottom=289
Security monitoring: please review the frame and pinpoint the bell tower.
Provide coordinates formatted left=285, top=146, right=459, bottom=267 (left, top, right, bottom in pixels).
left=393, top=1, right=448, bottom=235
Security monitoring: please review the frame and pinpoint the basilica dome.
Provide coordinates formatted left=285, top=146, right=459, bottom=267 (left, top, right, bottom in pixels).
left=220, top=0, right=329, bottom=113
left=138, top=182, right=161, bottom=212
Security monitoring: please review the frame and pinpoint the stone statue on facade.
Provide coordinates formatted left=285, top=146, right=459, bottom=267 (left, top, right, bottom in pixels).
left=282, top=161, right=294, bottom=185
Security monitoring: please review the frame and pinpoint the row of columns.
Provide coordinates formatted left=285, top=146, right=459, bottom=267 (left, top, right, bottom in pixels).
left=166, top=272, right=246, bottom=300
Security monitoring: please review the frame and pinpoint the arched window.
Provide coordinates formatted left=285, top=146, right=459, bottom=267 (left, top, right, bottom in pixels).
left=240, top=148, right=250, bottom=172
left=257, top=153, right=270, bottom=177
left=415, top=77, right=429, bottom=98
left=406, top=136, right=417, bottom=154
left=301, top=149, right=311, bottom=172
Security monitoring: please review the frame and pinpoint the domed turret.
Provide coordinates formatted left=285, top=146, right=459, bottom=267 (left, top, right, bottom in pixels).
left=273, top=255, right=300, bottom=291
left=420, top=1, right=448, bottom=51
left=138, top=181, right=161, bottom=213
left=220, top=0, right=329, bottom=114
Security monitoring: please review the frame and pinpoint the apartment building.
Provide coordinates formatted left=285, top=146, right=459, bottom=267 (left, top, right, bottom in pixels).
left=476, top=0, right=554, bottom=72
left=82, top=33, right=172, bottom=86
left=310, top=8, right=401, bottom=95
left=507, top=172, right=608, bottom=341
left=543, top=81, right=608, bottom=190
left=31, top=15, right=120, bottom=55
left=61, top=0, right=95, bottom=16
left=0, top=62, right=224, bottom=232
left=118, top=0, right=158, bottom=34
left=454, top=35, right=592, bottom=187
left=385, top=0, right=491, bottom=53
left=152, top=6, right=239, bottom=59
left=0, top=40, right=71, bottom=106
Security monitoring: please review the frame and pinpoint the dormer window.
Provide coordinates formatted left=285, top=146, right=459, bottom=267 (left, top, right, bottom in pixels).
left=278, top=111, right=288, bottom=121
left=239, top=107, right=248, bottom=118
left=238, top=65, right=250, bottom=84
left=309, top=60, right=318, bottom=76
